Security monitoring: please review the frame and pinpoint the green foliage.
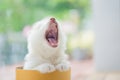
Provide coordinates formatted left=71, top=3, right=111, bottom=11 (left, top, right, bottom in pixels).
left=0, top=0, right=91, bottom=32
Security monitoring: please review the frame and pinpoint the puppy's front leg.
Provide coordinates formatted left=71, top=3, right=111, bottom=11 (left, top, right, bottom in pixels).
left=34, top=63, right=55, bottom=73
left=56, top=61, right=70, bottom=72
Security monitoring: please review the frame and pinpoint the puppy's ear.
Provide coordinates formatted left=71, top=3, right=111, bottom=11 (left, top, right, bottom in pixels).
left=22, top=26, right=32, bottom=38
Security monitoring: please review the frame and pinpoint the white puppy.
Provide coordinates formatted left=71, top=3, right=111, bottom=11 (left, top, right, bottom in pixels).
left=24, top=18, right=70, bottom=73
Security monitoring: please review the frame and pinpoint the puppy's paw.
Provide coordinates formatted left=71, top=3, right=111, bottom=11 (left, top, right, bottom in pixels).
left=56, top=63, right=70, bottom=72
left=38, top=64, right=55, bottom=73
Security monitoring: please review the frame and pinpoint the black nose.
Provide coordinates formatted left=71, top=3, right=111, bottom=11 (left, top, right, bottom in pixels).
left=50, top=18, right=55, bottom=22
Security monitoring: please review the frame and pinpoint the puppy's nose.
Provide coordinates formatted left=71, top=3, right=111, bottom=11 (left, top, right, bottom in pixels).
left=50, top=18, right=55, bottom=23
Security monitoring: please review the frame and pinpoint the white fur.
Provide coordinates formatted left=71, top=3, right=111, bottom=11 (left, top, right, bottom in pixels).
left=24, top=18, right=70, bottom=73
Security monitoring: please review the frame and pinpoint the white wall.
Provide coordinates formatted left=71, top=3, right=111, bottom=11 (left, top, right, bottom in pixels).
left=92, top=0, right=120, bottom=71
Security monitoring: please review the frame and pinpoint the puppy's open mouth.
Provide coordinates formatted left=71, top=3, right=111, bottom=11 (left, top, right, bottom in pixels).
left=45, top=18, right=58, bottom=47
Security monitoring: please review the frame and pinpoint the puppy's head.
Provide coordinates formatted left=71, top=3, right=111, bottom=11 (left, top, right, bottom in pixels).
left=28, top=18, right=66, bottom=54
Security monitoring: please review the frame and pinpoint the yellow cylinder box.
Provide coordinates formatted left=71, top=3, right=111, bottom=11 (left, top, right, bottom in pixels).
left=16, top=67, right=71, bottom=80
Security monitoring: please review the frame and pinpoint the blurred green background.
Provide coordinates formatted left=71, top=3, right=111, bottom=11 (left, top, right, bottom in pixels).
left=0, top=0, right=93, bottom=65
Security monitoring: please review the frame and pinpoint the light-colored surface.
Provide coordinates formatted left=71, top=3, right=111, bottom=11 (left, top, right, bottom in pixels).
left=106, top=73, right=120, bottom=80
left=92, top=0, right=120, bottom=71
left=87, top=73, right=106, bottom=80
left=1, top=60, right=120, bottom=80
left=87, top=73, right=120, bottom=80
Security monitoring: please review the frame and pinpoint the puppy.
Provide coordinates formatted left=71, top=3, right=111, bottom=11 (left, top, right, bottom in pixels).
left=24, top=18, right=70, bottom=73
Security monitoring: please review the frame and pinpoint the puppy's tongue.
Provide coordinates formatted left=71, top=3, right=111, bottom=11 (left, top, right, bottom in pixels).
left=48, top=38, right=57, bottom=47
